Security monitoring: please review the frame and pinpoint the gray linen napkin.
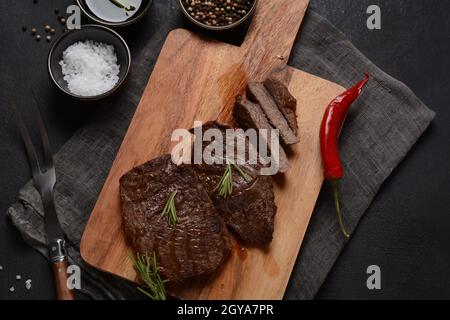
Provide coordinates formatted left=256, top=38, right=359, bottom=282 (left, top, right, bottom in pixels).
left=7, top=8, right=435, bottom=300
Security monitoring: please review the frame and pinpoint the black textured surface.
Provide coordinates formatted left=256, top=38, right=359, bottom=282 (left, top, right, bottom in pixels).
left=0, top=0, right=449, bottom=300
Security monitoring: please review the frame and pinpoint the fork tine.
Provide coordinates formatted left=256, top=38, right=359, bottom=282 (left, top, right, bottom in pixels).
left=31, top=92, right=54, bottom=168
left=12, top=103, right=42, bottom=177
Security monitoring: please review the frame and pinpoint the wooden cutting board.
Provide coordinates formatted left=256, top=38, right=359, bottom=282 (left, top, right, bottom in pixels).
left=80, top=0, right=344, bottom=299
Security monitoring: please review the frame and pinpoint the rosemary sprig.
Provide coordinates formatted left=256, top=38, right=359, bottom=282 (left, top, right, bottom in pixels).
left=162, top=191, right=178, bottom=226
left=130, top=252, right=167, bottom=300
left=215, top=162, right=251, bottom=198
left=109, top=0, right=136, bottom=13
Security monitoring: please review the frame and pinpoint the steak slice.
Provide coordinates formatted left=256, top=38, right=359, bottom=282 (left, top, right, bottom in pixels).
left=192, top=122, right=277, bottom=245
left=247, top=82, right=299, bottom=145
left=120, top=154, right=231, bottom=282
left=263, top=78, right=298, bottom=136
left=234, top=96, right=290, bottom=173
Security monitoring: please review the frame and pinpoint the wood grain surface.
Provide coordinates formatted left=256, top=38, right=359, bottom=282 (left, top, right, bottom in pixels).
left=80, top=0, right=344, bottom=299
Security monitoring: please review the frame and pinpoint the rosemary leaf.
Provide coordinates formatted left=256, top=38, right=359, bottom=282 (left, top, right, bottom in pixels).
left=162, top=191, right=178, bottom=226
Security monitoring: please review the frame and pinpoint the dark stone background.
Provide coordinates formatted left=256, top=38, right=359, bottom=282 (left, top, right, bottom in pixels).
left=0, top=0, right=449, bottom=300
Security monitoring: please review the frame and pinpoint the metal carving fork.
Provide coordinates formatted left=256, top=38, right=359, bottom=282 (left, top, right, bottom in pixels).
left=13, top=97, right=74, bottom=300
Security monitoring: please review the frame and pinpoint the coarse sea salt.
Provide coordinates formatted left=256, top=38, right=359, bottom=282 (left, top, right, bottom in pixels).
left=59, top=40, right=120, bottom=97
left=25, top=279, right=32, bottom=290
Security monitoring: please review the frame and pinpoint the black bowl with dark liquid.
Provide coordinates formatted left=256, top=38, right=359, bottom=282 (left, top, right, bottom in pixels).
left=77, top=0, right=152, bottom=28
left=48, top=25, right=131, bottom=100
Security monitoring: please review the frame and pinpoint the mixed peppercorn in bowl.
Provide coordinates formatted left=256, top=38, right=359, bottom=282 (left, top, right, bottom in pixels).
left=179, top=0, right=257, bottom=30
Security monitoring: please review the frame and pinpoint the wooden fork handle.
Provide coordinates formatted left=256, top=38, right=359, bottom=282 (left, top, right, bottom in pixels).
left=52, top=260, right=75, bottom=300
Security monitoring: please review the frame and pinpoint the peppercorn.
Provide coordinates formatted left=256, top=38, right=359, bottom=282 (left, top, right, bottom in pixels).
left=46, top=35, right=52, bottom=42
left=60, top=18, right=66, bottom=25
left=50, top=28, right=55, bottom=34
left=36, top=35, right=41, bottom=41
left=45, top=25, right=51, bottom=32
left=31, top=28, right=37, bottom=35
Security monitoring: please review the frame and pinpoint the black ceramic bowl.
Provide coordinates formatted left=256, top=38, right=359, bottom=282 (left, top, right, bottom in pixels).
left=179, top=0, right=257, bottom=31
left=48, top=25, right=131, bottom=100
left=77, top=0, right=152, bottom=28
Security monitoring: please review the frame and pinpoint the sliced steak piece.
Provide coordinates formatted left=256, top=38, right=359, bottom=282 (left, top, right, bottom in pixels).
left=191, top=122, right=277, bottom=245
left=120, top=154, right=231, bottom=282
left=263, top=78, right=298, bottom=136
left=247, top=82, right=299, bottom=145
left=234, top=96, right=290, bottom=173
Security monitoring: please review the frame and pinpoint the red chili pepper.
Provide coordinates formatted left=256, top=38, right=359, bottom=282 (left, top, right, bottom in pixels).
left=320, top=73, right=369, bottom=238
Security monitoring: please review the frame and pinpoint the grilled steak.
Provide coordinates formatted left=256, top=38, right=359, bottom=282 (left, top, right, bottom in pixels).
left=263, top=78, right=298, bottom=135
left=234, top=96, right=290, bottom=173
left=192, top=122, right=277, bottom=245
left=247, top=82, right=299, bottom=145
left=120, top=154, right=231, bottom=282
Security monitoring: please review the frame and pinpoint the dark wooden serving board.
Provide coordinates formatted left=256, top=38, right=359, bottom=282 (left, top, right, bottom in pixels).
left=80, top=0, right=344, bottom=299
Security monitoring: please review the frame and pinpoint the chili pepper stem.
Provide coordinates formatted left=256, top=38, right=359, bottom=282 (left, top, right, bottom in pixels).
left=330, top=179, right=350, bottom=239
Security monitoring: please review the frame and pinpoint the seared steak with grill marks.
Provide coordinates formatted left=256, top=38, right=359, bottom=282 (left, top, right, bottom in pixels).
left=263, top=78, right=298, bottom=136
left=247, top=82, right=299, bottom=145
left=120, top=154, right=231, bottom=282
left=192, top=122, right=277, bottom=245
left=234, top=96, right=290, bottom=173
